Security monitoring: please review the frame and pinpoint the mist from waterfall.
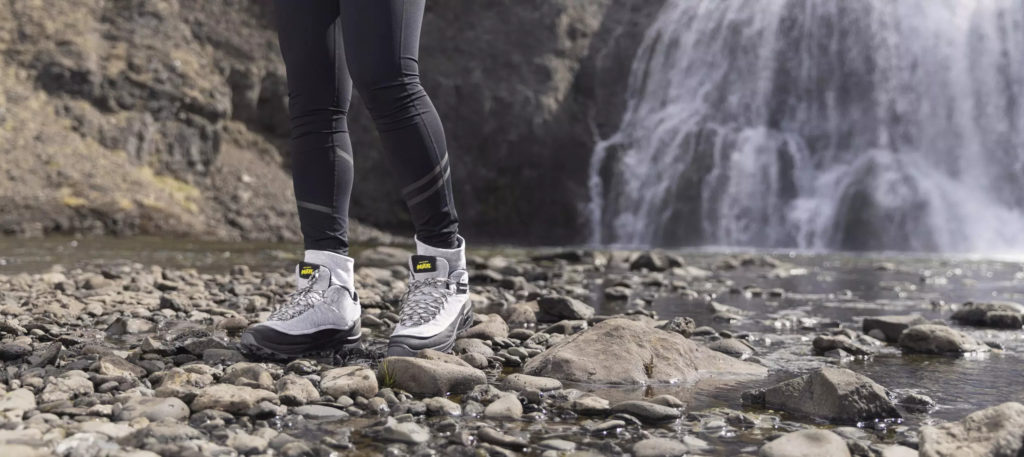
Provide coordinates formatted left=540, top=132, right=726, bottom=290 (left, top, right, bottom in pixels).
left=589, top=0, right=1024, bottom=253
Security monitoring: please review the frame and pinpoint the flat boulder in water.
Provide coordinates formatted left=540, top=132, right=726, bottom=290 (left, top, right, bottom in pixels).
left=742, top=367, right=900, bottom=424
left=759, top=429, right=851, bottom=457
left=862, top=315, right=928, bottom=343
left=897, top=324, right=990, bottom=354
left=951, top=301, right=1024, bottom=329
left=919, top=402, right=1024, bottom=457
left=522, top=318, right=766, bottom=384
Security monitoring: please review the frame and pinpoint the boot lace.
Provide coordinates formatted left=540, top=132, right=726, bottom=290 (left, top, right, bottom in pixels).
left=398, top=278, right=453, bottom=326
left=269, top=270, right=327, bottom=321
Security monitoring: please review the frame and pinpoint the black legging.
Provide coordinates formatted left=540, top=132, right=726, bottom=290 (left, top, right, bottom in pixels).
left=274, top=0, right=459, bottom=255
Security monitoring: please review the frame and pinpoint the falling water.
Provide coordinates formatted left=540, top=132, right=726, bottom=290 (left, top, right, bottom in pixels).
left=589, top=0, right=1024, bottom=253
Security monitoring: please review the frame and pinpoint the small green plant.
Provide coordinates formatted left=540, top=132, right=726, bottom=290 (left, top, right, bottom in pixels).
left=378, top=360, right=397, bottom=388
left=643, top=355, right=655, bottom=378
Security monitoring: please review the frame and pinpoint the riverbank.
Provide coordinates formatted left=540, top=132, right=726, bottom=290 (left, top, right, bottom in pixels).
left=1, top=243, right=1023, bottom=456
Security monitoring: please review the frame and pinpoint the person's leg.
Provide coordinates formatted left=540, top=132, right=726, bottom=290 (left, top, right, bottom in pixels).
left=338, top=0, right=459, bottom=249
left=240, top=1, right=362, bottom=360
left=277, top=0, right=354, bottom=255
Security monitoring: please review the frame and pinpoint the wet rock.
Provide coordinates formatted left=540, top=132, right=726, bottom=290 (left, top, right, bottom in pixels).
left=611, top=400, right=682, bottom=423
left=565, top=394, right=611, bottom=415
left=460, top=313, right=509, bottom=340
left=460, top=352, right=490, bottom=369
left=39, top=371, right=94, bottom=403
left=812, top=334, right=874, bottom=356
left=276, top=375, right=320, bottom=406
left=759, top=429, right=851, bottom=457
left=227, top=431, right=269, bottom=454
left=478, top=427, right=529, bottom=449
left=862, top=315, right=928, bottom=343
left=657, top=316, right=696, bottom=337
left=190, top=384, right=278, bottom=414
left=484, top=394, right=523, bottom=420
left=537, top=295, right=595, bottom=321
left=742, top=367, right=900, bottom=424
left=899, top=393, right=937, bottom=413
left=377, top=417, right=430, bottom=444
left=919, top=402, right=1024, bottom=457
left=538, top=438, right=577, bottom=451
left=222, top=362, right=275, bottom=390
left=116, top=396, right=190, bottom=422
left=124, top=422, right=204, bottom=451
left=453, top=338, right=495, bottom=357
left=523, top=318, right=766, bottom=384
left=502, top=373, right=562, bottom=392
left=632, top=438, right=690, bottom=457
left=952, top=301, right=1024, bottom=329
left=422, top=397, right=461, bottom=416
left=380, top=356, right=486, bottom=396
left=707, top=338, right=756, bottom=359
left=898, top=324, right=990, bottom=354
left=321, top=366, right=379, bottom=399
left=629, top=251, right=682, bottom=272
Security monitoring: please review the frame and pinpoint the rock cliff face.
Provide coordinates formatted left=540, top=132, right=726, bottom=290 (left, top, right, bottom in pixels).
left=0, top=0, right=664, bottom=244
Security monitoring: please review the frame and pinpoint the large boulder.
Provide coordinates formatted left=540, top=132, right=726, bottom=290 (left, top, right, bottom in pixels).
left=951, top=301, right=1024, bottom=329
left=919, top=402, right=1024, bottom=457
left=522, top=318, right=766, bottom=384
left=742, top=367, right=900, bottom=424
left=898, top=324, right=990, bottom=354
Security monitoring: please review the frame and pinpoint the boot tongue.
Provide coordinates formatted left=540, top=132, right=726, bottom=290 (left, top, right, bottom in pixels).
left=409, top=255, right=449, bottom=280
left=296, top=261, right=331, bottom=290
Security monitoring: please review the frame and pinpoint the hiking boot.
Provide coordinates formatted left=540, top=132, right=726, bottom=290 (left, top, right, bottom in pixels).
left=387, top=236, right=473, bottom=356
left=241, top=250, right=361, bottom=360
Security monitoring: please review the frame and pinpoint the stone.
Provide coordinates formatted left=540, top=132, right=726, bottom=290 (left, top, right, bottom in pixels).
left=227, top=431, right=269, bottom=455
left=523, top=318, right=766, bottom=384
left=190, top=384, right=278, bottom=414
left=460, top=352, right=490, bottom=369
left=759, top=429, right=851, bottom=457
left=632, top=438, right=690, bottom=457
left=898, top=324, right=990, bottom=354
left=537, top=296, right=595, bottom=321
left=422, top=397, right=462, bottom=416
left=461, top=313, right=509, bottom=340
left=39, top=371, right=94, bottom=403
left=658, top=316, right=696, bottom=337
left=452, top=338, right=495, bottom=357
left=707, top=338, right=756, bottom=358
left=919, top=402, right=1024, bottom=457
left=155, top=367, right=214, bottom=400
left=952, top=301, right=1024, bottom=329
left=862, top=315, right=928, bottom=343
left=478, top=427, right=529, bottom=449
left=629, top=252, right=682, bottom=272
left=502, top=373, right=562, bottom=392
left=610, top=400, right=682, bottom=423
left=293, top=405, right=348, bottom=420
left=276, top=375, right=319, bottom=406
left=116, top=397, right=190, bottom=422
left=484, top=394, right=523, bottom=420
left=880, top=446, right=919, bottom=457
left=417, top=348, right=474, bottom=368
left=97, top=356, right=147, bottom=378
left=742, top=367, right=900, bottom=424
left=0, top=389, right=36, bottom=421
left=0, top=343, right=31, bottom=361
left=222, top=362, right=275, bottom=390
left=378, top=417, right=430, bottom=444
left=380, top=356, right=486, bottom=396
left=321, top=366, right=379, bottom=399
left=812, top=334, right=874, bottom=356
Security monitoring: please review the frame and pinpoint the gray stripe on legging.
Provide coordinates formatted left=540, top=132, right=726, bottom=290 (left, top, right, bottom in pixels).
left=335, top=147, right=353, bottom=165
left=406, top=167, right=451, bottom=206
left=297, top=200, right=334, bottom=214
left=401, top=153, right=449, bottom=196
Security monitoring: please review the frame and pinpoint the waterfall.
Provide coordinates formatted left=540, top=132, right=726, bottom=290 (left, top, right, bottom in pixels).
left=589, top=0, right=1024, bottom=253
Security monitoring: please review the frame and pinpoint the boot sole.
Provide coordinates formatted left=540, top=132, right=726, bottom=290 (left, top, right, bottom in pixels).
left=240, top=322, right=362, bottom=361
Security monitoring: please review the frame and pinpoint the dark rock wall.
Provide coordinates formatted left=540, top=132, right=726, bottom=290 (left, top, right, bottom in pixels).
left=0, top=0, right=664, bottom=244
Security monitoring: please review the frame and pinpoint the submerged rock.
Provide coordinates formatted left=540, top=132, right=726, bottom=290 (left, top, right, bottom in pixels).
left=759, top=429, right=851, bottom=457
left=862, top=315, right=928, bottom=343
left=742, top=367, right=900, bottom=424
left=898, top=324, right=990, bottom=354
left=919, top=402, right=1024, bottom=457
left=523, top=318, right=766, bottom=384
left=951, top=301, right=1024, bottom=329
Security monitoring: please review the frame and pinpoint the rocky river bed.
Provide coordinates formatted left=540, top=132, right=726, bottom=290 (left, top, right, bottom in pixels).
left=2, top=239, right=1024, bottom=457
